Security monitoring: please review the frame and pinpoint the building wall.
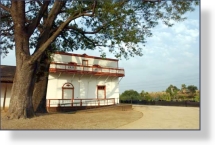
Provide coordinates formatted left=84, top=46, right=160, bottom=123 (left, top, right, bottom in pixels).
left=52, top=53, right=118, bottom=68
left=0, top=83, right=12, bottom=108
left=46, top=73, right=120, bottom=106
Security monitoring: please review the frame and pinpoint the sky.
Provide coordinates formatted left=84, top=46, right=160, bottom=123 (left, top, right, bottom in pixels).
left=0, top=4, right=200, bottom=94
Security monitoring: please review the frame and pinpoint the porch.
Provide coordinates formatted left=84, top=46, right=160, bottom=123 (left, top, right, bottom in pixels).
left=46, top=98, right=116, bottom=112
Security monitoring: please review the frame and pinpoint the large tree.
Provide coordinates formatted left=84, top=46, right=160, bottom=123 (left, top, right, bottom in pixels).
left=0, top=0, right=199, bottom=119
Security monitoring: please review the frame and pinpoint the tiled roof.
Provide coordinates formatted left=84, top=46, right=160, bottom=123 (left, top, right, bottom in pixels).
left=0, top=65, right=16, bottom=83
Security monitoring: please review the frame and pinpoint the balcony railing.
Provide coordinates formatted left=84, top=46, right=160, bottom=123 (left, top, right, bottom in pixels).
left=49, top=62, right=125, bottom=77
left=46, top=98, right=116, bottom=107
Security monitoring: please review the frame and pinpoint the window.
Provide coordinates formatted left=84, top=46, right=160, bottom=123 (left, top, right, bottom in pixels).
left=97, top=85, right=106, bottom=99
left=82, top=60, right=88, bottom=66
left=67, top=62, right=77, bottom=70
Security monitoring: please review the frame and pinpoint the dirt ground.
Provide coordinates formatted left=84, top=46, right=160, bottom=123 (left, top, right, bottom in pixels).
left=116, top=105, right=200, bottom=129
left=1, top=105, right=199, bottom=130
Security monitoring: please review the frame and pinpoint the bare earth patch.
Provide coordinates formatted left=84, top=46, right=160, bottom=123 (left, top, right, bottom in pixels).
left=1, top=109, right=143, bottom=130
left=1, top=105, right=199, bottom=130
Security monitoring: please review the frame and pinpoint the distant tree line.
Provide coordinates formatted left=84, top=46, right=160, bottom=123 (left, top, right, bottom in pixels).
left=120, top=84, right=199, bottom=102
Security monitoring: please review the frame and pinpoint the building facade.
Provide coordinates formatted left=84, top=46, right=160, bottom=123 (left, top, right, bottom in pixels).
left=0, top=52, right=125, bottom=112
left=46, top=52, right=125, bottom=111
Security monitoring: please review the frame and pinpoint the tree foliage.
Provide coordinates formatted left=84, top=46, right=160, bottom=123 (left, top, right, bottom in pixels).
left=1, top=0, right=199, bottom=59
left=165, top=84, right=179, bottom=98
left=140, top=90, right=152, bottom=101
left=120, top=89, right=140, bottom=101
left=159, top=93, right=171, bottom=101
left=181, top=84, right=186, bottom=90
left=194, top=90, right=200, bottom=102
left=187, top=85, right=198, bottom=94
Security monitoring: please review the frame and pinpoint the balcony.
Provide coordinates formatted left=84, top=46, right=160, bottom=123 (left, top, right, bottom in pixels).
left=49, top=62, right=125, bottom=77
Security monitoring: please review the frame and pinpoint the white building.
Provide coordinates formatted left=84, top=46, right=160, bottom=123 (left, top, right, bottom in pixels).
left=0, top=65, right=15, bottom=110
left=0, top=52, right=125, bottom=112
left=46, top=52, right=125, bottom=112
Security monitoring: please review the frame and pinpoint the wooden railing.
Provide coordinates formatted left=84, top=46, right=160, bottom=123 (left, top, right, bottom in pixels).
left=46, top=98, right=116, bottom=107
left=49, top=62, right=125, bottom=77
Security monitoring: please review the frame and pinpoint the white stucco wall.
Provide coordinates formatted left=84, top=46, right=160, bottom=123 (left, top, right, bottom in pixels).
left=46, top=73, right=120, bottom=106
left=52, top=53, right=118, bottom=68
left=0, top=83, right=12, bottom=108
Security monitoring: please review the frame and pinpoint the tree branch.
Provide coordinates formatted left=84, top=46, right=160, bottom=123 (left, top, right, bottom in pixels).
left=28, top=12, right=89, bottom=64
left=36, top=1, right=43, bottom=7
left=28, top=1, right=99, bottom=64
left=0, top=3, right=11, bottom=12
left=27, top=1, right=50, bottom=37
left=43, top=1, right=66, bottom=29
left=91, top=0, right=97, bottom=16
left=66, top=22, right=108, bottom=34
left=76, top=31, right=97, bottom=47
left=1, top=14, right=11, bottom=19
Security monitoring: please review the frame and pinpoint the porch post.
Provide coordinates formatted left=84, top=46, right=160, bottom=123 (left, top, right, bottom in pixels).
left=3, top=83, right=7, bottom=110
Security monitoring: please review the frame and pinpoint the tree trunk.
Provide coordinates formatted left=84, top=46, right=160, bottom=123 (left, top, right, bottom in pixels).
left=7, top=64, right=36, bottom=119
left=7, top=1, right=65, bottom=117
left=32, top=74, right=49, bottom=113
left=6, top=1, right=36, bottom=119
left=32, top=53, right=50, bottom=113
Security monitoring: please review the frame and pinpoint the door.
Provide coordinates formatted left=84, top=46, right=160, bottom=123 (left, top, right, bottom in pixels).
left=62, top=83, right=74, bottom=106
left=97, top=85, right=106, bottom=99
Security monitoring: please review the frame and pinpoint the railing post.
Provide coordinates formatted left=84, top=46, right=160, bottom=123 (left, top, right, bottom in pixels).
left=80, top=99, right=82, bottom=107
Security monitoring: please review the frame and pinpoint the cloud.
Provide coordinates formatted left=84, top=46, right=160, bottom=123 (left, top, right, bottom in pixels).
left=119, top=15, right=200, bottom=93
left=183, top=51, right=194, bottom=58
